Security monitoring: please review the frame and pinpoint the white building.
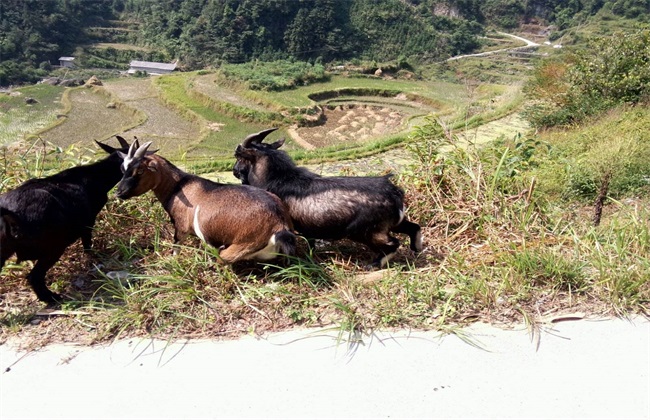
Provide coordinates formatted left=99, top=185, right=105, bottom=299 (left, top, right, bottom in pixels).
left=128, top=60, right=177, bottom=75
left=58, top=57, right=75, bottom=68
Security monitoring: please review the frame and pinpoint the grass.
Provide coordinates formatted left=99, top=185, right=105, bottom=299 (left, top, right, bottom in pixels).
left=1, top=45, right=648, bottom=348
left=1, top=113, right=648, bottom=348
left=0, top=84, right=65, bottom=145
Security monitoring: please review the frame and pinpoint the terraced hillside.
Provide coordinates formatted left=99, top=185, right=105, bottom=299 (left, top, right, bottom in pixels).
left=4, top=29, right=537, bottom=173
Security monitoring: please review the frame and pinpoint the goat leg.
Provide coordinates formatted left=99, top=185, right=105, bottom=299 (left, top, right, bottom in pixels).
left=391, top=219, right=423, bottom=252
left=81, top=225, right=93, bottom=252
left=366, top=233, right=400, bottom=269
left=171, top=228, right=188, bottom=256
left=27, top=254, right=64, bottom=304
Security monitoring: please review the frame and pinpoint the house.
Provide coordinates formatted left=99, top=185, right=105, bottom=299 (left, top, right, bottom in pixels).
left=128, top=60, right=177, bottom=76
left=58, top=57, right=75, bottom=68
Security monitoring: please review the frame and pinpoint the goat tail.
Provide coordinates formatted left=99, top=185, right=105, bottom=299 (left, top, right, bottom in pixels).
left=273, top=229, right=297, bottom=257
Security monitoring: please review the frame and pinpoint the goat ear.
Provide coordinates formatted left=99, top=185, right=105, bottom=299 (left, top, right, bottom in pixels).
left=269, top=138, right=285, bottom=149
left=95, top=140, right=116, bottom=154
left=146, top=159, right=158, bottom=172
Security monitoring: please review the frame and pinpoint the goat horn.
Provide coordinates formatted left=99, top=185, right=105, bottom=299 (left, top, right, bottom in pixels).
left=126, top=141, right=138, bottom=159
left=133, top=141, right=153, bottom=160
left=115, top=135, right=129, bottom=149
left=242, top=128, right=278, bottom=148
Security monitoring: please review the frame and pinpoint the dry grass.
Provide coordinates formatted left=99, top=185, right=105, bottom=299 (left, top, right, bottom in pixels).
left=1, top=127, right=648, bottom=351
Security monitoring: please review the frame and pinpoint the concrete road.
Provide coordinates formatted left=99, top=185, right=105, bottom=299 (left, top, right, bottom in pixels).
left=1, top=317, right=648, bottom=419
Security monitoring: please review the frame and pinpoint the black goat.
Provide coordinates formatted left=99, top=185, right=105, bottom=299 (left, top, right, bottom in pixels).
left=233, top=128, right=423, bottom=267
left=0, top=136, right=134, bottom=303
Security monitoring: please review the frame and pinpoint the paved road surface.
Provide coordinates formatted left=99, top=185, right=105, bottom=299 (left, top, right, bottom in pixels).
left=1, top=317, right=648, bottom=419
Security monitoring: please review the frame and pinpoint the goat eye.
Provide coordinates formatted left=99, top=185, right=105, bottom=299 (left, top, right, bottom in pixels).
left=137, top=168, right=145, bottom=175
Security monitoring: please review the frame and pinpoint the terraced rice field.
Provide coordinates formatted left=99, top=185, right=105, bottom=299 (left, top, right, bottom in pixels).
left=40, top=88, right=139, bottom=148
left=102, top=78, right=200, bottom=154
left=0, top=85, right=63, bottom=146
left=193, top=73, right=270, bottom=112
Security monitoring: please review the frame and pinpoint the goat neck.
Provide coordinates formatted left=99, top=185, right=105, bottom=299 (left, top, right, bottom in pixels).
left=145, top=155, right=188, bottom=209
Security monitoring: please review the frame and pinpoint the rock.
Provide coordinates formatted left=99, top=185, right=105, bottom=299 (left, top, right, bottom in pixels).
left=84, top=75, right=102, bottom=87
left=42, top=77, right=62, bottom=85
left=60, top=78, right=83, bottom=87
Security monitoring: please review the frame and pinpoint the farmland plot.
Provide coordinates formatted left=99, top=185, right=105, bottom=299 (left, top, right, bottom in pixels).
left=193, top=73, right=270, bottom=112
left=0, top=85, right=63, bottom=145
left=103, top=78, right=200, bottom=154
left=295, top=104, right=409, bottom=149
left=39, top=88, right=140, bottom=148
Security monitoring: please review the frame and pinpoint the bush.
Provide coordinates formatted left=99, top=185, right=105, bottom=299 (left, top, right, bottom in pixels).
left=524, top=30, right=650, bottom=128
left=531, top=107, right=650, bottom=202
left=220, top=60, right=328, bottom=91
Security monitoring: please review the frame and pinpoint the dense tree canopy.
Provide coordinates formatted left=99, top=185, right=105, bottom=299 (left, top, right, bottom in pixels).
left=2, top=0, right=650, bottom=86
left=0, top=0, right=114, bottom=85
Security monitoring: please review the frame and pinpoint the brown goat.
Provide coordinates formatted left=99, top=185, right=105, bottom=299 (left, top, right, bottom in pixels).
left=116, top=142, right=296, bottom=263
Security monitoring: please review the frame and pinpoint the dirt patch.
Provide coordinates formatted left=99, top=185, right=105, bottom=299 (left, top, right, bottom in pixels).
left=294, top=104, right=406, bottom=148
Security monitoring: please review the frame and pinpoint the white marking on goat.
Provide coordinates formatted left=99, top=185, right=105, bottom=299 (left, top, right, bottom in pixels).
left=398, top=208, right=405, bottom=224
left=248, top=234, right=278, bottom=261
left=122, top=141, right=138, bottom=171
left=122, top=155, right=134, bottom=172
left=193, top=205, right=206, bottom=242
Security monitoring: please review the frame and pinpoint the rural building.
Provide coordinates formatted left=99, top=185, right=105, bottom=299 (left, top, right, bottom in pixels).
left=58, top=57, right=75, bottom=68
left=128, top=60, right=177, bottom=76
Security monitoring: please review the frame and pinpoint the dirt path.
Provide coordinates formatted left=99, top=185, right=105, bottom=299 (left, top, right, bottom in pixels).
left=447, top=32, right=541, bottom=62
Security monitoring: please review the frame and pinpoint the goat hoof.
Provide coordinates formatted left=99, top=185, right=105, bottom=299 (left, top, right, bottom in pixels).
left=39, top=292, right=63, bottom=305
left=364, top=262, right=381, bottom=271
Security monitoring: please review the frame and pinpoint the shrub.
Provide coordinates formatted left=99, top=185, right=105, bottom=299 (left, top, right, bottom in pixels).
left=524, top=30, right=650, bottom=128
left=220, top=60, right=328, bottom=91
left=531, top=107, right=650, bottom=202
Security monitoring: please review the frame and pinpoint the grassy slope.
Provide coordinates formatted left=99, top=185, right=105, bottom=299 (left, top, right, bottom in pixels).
left=1, top=19, right=648, bottom=346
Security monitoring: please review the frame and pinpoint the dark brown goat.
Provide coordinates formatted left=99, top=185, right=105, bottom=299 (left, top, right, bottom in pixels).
left=0, top=136, right=134, bottom=303
left=233, top=128, right=422, bottom=268
left=116, top=142, right=296, bottom=263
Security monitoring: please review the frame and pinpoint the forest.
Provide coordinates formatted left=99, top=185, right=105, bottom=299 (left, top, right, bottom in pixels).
left=3, top=0, right=649, bottom=86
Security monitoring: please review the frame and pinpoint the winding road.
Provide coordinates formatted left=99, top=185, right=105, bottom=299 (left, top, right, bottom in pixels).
left=447, top=31, right=541, bottom=61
